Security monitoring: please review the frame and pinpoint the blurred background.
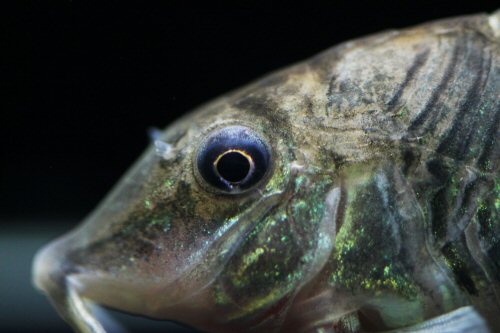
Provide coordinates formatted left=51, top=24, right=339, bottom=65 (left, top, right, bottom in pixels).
left=1, top=1, right=498, bottom=332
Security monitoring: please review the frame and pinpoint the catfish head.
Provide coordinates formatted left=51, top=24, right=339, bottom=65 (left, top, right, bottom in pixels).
left=33, top=9, right=500, bottom=333
left=32, top=61, right=341, bottom=333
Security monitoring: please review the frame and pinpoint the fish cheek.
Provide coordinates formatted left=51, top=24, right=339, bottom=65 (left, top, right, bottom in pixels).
left=67, top=178, right=263, bottom=282
left=212, top=175, right=336, bottom=322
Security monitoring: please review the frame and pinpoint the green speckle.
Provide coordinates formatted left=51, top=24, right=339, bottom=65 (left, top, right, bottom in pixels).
left=293, top=200, right=308, bottom=215
left=150, top=215, right=172, bottom=232
left=164, top=179, right=175, bottom=188
left=329, top=176, right=419, bottom=299
left=214, top=285, right=231, bottom=306
left=243, top=247, right=265, bottom=266
left=144, top=199, right=153, bottom=210
left=398, top=106, right=409, bottom=119
left=294, top=175, right=307, bottom=188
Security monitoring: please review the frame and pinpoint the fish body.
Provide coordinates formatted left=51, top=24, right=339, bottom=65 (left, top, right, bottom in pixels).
left=33, top=10, right=500, bottom=333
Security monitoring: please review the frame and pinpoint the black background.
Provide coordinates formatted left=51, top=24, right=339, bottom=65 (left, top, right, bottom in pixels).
left=1, top=1, right=498, bottom=332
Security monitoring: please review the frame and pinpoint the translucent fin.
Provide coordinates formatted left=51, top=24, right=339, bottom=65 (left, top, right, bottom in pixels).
left=147, top=127, right=163, bottom=141
left=153, top=139, right=175, bottom=160
left=392, top=306, right=490, bottom=333
left=489, top=8, right=500, bottom=37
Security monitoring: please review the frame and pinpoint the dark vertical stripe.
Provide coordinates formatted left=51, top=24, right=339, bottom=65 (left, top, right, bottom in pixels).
left=426, top=158, right=452, bottom=243
left=436, top=40, right=490, bottom=158
left=478, top=104, right=500, bottom=171
left=431, top=187, right=449, bottom=241
left=442, top=240, right=478, bottom=295
left=387, top=49, right=430, bottom=113
left=408, top=41, right=462, bottom=132
left=325, top=75, right=337, bottom=116
left=401, top=148, right=420, bottom=176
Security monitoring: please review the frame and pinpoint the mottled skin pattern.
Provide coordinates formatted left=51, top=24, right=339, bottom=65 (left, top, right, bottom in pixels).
left=33, top=10, right=500, bottom=333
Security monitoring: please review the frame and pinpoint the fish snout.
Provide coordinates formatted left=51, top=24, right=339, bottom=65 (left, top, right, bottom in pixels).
left=32, top=234, right=108, bottom=333
left=33, top=235, right=75, bottom=298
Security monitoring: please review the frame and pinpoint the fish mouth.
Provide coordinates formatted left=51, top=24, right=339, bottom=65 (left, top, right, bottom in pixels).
left=33, top=236, right=110, bottom=333
left=31, top=224, right=242, bottom=333
left=31, top=176, right=292, bottom=333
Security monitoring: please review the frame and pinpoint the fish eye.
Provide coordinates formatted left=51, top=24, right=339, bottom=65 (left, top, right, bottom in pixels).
left=196, top=126, right=271, bottom=193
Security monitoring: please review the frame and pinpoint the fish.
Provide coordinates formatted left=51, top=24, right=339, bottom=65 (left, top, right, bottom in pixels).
left=33, top=9, right=500, bottom=333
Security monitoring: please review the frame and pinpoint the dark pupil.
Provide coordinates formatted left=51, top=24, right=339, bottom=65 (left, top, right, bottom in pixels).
left=216, top=151, right=250, bottom=183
